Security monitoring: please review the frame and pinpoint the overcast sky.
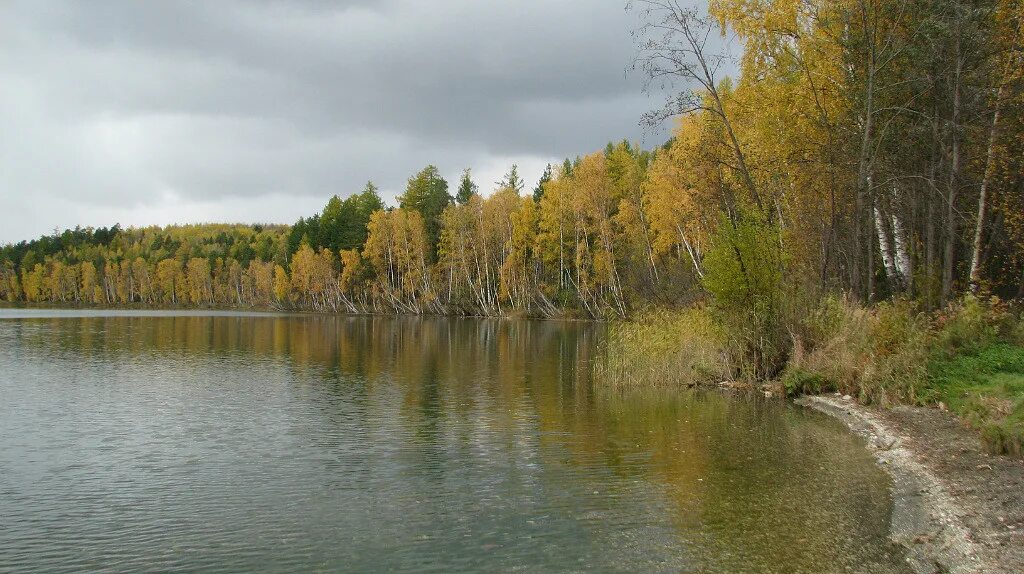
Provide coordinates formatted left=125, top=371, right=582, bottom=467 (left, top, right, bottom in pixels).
left=0, top=0, right=679, bottom=244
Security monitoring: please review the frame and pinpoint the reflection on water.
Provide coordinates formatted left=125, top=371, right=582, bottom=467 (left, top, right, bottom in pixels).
left=0, top=311, right=909, bottom=573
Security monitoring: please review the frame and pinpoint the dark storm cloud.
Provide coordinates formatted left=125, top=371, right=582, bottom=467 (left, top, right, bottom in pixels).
left=0, top=0, right=682, bottom=242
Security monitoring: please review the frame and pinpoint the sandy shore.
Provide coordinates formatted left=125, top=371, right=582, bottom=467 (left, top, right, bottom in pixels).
left=798, top=395, right=1024, bottom=574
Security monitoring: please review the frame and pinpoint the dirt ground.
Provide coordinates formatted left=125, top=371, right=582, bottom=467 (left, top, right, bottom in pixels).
left=799, top=395, right=1024, bottom=574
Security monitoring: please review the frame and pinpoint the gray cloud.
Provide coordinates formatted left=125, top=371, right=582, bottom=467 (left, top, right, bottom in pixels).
left=0, top=0, right=679, bottom=243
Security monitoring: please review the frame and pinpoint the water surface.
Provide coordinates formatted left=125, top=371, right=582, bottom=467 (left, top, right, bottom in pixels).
left=0, top=310, right=909, bottom=573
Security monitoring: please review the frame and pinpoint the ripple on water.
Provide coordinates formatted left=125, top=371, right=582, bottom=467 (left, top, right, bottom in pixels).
left=0, top=314, right=910, bottom=573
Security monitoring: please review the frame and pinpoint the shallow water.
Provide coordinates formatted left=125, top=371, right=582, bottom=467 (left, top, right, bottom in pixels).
left=0, top=310, right=909, bottom=573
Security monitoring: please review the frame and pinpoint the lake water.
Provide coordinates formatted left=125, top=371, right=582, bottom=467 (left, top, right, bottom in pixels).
left=0, top=310, right=910, bottom=573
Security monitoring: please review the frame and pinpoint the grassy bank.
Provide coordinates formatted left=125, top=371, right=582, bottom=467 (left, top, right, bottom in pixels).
left=598, top=295, right=1024, bottom=455
left=924, top=344, right=1024, bottom=456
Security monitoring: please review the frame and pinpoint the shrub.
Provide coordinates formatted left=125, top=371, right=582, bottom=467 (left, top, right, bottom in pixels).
left=781, top=368, right=829, bottom=396
left=1013, top=318, right=1024, bottom=347
left=933, top=294, right=1003, bottom=355
left=701, top=212, right=789, bottom=380
left=782, top=296, right=929, bottom=404
left=982, top=424, right=1024, bottom=457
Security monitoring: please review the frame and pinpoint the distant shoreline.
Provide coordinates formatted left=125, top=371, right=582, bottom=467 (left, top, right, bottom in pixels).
left=0, top=303, right=598, bottom=323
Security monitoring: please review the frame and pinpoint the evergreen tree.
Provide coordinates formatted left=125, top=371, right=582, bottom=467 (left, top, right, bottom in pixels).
left=287, top=216, right=315, bottom=258
left=339, top=181, right=384, bottom=250
left=497, top=164, right=524, bottom=193
left=455, top=168, right=478, bottom=205
left=319, top=195, right=347, bottom=252
left=533, top=163, right=552, bottom=202
left=398, top=165, right=451, bottom=257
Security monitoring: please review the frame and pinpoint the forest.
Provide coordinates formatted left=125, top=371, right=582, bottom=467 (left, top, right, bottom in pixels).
left=2, top=0, right=1023, bottom=326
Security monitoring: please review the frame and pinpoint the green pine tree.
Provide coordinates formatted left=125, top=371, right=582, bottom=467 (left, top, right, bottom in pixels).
left=497, top=164, right=524, bottom=193
left=398, top=165, right=451, bottom=258
left=533, top=163, right=552, bottom=202
left=455, top=168, right=478, bottom=205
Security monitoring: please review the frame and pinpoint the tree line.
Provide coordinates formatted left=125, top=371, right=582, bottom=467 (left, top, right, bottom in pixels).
left=2, top=0, right=1023, bottom=319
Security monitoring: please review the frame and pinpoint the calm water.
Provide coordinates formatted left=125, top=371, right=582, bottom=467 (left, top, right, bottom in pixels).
left=0, top=310, right=909, bottom=573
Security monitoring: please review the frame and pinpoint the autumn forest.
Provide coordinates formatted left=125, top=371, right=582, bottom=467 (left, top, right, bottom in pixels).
left=2, top=0, right=1023, bottom=322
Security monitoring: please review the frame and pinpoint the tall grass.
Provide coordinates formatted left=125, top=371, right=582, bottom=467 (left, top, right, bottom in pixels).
left=783, top=296, right=931, bottom=404
left=597, top=294, right=1024, bottom=454
left=594, top=307, right=732, bottom=389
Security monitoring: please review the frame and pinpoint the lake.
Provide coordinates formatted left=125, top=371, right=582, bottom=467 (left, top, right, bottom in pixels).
left=0, top=310, right=909, bottom=573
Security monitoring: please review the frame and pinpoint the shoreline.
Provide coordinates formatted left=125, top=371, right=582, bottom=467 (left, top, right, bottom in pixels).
left=798, top=395, right=1024, bottom=574
left=0, top=302, right=602, bottom=322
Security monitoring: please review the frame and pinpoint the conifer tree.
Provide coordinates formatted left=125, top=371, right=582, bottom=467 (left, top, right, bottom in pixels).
left=497, top=164, right=524, bottom=193
left=455, top=168, right=478, bottom=205
left=398, top=165, right=451, bottom=258
left=533, top=164, right=552, bottom=202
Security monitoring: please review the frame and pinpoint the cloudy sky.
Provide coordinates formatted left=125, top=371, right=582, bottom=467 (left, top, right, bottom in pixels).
left=0, top=0, right=677, bottom=244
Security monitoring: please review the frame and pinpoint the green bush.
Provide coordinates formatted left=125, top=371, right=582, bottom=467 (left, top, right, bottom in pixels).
left=933, top=294, right=1002, bottom=355
left=781, top=368, right=830, bottom=396
left=1013, top=319, right=1024, bottom=346
left=981, top=420, right=1024, bottom=457
left=701, top=212, right=789, bottom=380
